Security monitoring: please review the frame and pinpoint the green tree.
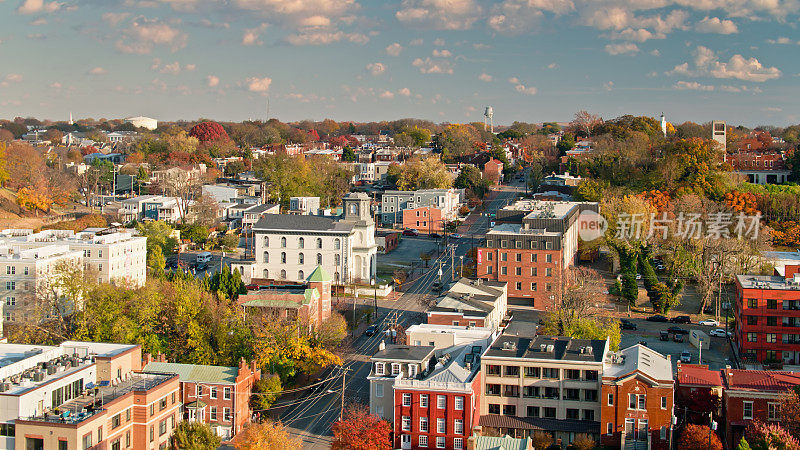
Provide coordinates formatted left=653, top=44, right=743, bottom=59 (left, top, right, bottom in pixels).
left=342, top=146, right=357, bottom=162
left=556, top=132, right=576, bottom=155
left=202, top=265, right=246, bottom=301
left=736, top=437, right=752, bottom=450
left=148, top=246, right=166, bottom=279
left=251, top=375, right=282, bottom=411
left=170, top=421, right=221, bottom=450
left=454, top=165, right=491, bottom=198
left=574, top=179, right=607, bottom=202
left=528, top=159, right=544, bottom=191
left=0, top=142, right=11, bottom=187
left=136, top=221, right=178, bottom=256
left=386, top=157, right=451, bottom=190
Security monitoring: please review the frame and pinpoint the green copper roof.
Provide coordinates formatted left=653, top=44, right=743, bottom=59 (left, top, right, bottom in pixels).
left=142, top=362, right=239, bottom=384
left=307, top=265, right=332, bottom=282
left=303, top=288, right=319, bottom=305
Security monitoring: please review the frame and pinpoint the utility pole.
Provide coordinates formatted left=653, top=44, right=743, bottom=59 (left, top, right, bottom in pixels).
left=340, top=368, right=346, bottom=421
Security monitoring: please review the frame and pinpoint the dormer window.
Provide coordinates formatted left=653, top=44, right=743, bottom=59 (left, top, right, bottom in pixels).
left=375, top=362, right=385, bottom=376
left=391, top=363, right=401, bottom=376
left=408, top=364, right=417, bottom=378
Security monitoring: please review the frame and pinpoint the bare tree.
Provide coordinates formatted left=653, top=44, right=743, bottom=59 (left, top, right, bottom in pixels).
left=571, top=110, right=603, bottom=137
left=156, top=169, right=201, bottom=222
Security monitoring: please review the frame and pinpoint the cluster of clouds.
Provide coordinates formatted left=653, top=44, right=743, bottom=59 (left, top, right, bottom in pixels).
left=668, top=46, right=781, bottom=82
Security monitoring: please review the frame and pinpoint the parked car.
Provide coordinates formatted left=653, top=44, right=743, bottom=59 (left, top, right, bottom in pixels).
left=365, top=324, right=378, bottom=336
left=429, top=233, right=442, bottom=239
left=450, top=233, right=462, bottom=240
left=670, top=315, right=691, bottom=324
left=672, top=334, right=684, bottom=343
left=638, top=341, right=648, bottom=347
left=620, top=319, right=637, bottom=330
left=646, top=315, right=669, bottom=322
left=655, top=264, right=666, bottom=271
left=635, top=274, right=642, bottom=280
left=699, top=319, right=719, bottom=326
left=402, top=228, right=419, bottom=236
left=659, top=331, right=670, bottom=341
left=709, top=328, right=732, bottom=338
left=668, top=326, right=690, bottom=335
left=680, top=350, right=692, bottom=363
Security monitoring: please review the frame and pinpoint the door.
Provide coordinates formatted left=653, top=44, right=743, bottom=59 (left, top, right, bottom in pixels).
left=400, top=434, right=411, bottom=449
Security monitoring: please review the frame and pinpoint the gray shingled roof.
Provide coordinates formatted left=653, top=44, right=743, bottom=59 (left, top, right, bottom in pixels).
left=372, top=344, right=435, bottom=362
left=484, top=334, right=606, bottom=362
left=253, top=214, right=353, bottom=232
left=479, top=415, right=600, bottom=433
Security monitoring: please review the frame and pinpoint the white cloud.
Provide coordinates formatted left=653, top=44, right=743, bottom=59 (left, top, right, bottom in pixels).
left=674, top=80, right=714, bottom=91
left=398, top=87, right=411, bottom=96
left=49, top=82, right=62, bottom=89
left=433, top=38, right=445, bottom=46
left=478, top=73, right=493, bottom=82
left=206, top=75, right=220, bottom=87
left=379, top=90, right=395, bottom=99
left=412, top=57, right=454, bottom=74
left=30, top=17, right=47, bottom=25
left=472, top=43, right=490, bottom=50
left=650, top=49, right=661, bottom=56
left=17, top=0, right=61, bottom=14
left=695, top=16, right=738, bottom=34
left=102, top=12, right=130, bottom=26
left=185, top=64, right=196, bottom=71
left=88, top=67, right=106, bottom=75
left=604, top=42, right=639, bottom=55
left=487, top=0, right=573, bottom=34
left=603, top=81, right=614, bottom=90
left=508, top=77, right=519, bottom=84
left=432, top=49, right=452, bottom=57
left=766, top=37, right=797, bottom=45
left=719, top=84, right=761, bottom=93
left=396, top=0, right=481, bottom=30
left=386, top=42, right=403, bottom=56
left=285, top=31, right=368, bottom=45
left=242, top=24, right=268, bottom=46
left=4, top=74, right=23, bottom=83
left=409, top=38, right=424, bottom=45
left=116, top=17, right=188, bottom=54
left=246, top=76, right=272, bottom=93
left=509, top=76, right=536, bottom=94
left=547, top=63, right=558, bottom=69
left=668, top=46, right=781, bottom=82
left=366, top=62, right=386, bottom=76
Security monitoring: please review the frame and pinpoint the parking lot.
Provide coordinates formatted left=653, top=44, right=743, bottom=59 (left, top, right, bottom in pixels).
left=377, top=234, right=440, bottom=270
left=619, top=318, right=736, bottom=371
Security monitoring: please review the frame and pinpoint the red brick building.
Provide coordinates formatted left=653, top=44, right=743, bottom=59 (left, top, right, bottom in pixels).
left=600, top=345, right=675, bottom=450
left=734, top=265, right=800, bottom=364
left=721, top=368, right=800, bottom=446
left=477, top=200, right=597, bottom=309
left=483, top=159, right=504, bottom=186
left=142, top=355, right=262, bottom=441
left=675, top=363, right=723, bottom=424
left=403, top=206, right=443, bottom=234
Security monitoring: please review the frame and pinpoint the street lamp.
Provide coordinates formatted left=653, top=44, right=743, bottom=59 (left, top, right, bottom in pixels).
left=460, top=255, right=464, bottom=278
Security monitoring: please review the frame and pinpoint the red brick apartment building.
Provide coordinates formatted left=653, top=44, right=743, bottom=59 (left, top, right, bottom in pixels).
left=721, top=368, right=800, bottom=446
left=483, top=159, right=504, bottom=186
left=600, top=345, right=675, bottom=450
left=403, top=206, right=444, bottom=234
left=141, top=356, right=261, bottom=441
left=476, top=200, right=598, bottom=310
left=734, top=265, right=800, bottom=364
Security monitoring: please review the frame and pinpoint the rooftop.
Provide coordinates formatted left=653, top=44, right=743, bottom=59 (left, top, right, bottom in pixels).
left=473, top=435, right=532, bottom=450
left=677, top=363, right=722, bottom=387
left=253, top=214, right=354, bottom=233
left=485, top=223, right=561, bottom=236
left=372, top=344, right=435, bottom=362
left=501, top=200, right=581, bottom=219
left=479, top=414, right=599, bottom=434
left=723, top=369, right=800, bottom=392
left=736, top=274, right=800, bottom=291
left=604, top=344, right=673, bottom=382
left=238, top=288, right=318, bottom=309
left=142, top=362, right=240, bottom=384
left=483, top=335, right=607, bottom=362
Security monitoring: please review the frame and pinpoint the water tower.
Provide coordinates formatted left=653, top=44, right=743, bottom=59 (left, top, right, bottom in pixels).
left=484, top=106, right=494, bottom=134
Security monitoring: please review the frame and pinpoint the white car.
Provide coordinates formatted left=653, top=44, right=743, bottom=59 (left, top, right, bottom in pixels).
left=699, top=319, right=719, bottom=326
left=709, top=328, right=732, bottom=338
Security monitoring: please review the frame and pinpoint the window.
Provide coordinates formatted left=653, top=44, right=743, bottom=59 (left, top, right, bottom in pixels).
left=83, top=433, right=93, bottom=450
left=488, top=404, right=500, bottom=414
left=637, top=419, right=648, bottom=441
left=375, top=362, right=385, bottom=376
left=196, top=384, right=203, bottom=397
left=263, top=252, right=269, bottom=263
left=565, top=369, right=580, bottom=380
left=224, top=387, right=232, bottom=400
left=768, top=403, right=780, bottom=420
left=264, top=236, right=269, bottom=246
left=531, top=267, right=537, bottom=276
left=436, top=437, right=446, bottom=449
left=159, top=419, right=167, bottom=436
left=317, top=253, right=323, bottom=265
left=112, top=414, right=121, bottom=429
left=748, top=298, right=758, bottom=308
left=6, top=282, right=14, bottom=290
left=516, top=253, right=522, bottom=262
left=454, top=438, right=463, bottom=450
left=150, top=426, right=154, bottom=443
left=767, top=316, right=777, bottom=326
left=6, top=266, right=13, bottom=275
left=98, top=263, right=103, bottom=272
left=564, top=388, right=580, bottom=401
left=747, top=332, right=758, bottom=342
left=298, top=253, right=304, bottom=264
left=543, top=407, right=556, bottom=418
left=375, top=383, right=384, bottom=398
left=744, top=401, right=753, bottom=419
left=767, top=299, right=778, bottom=309
left=567, top=409, right=579, bottom=419
left=223, top=407, right=231, bottom=421
left=127, top=409, right=131, bottom=421
left=546, top=254, right=552, bottom=263
left=503, top=385, right=520, bottom=397
left=335, top=254, right=340, bottom=265
left=280, top=237, right=287, bottom=248
left=638, top=394, right=646, bottom=410
left=437, top=417, right=446, bottom=433
left=500, top=252, right=507, bottom=261
left=420, top=417, right=428, bottom=432
left=437, top=395, right=446, bottom=409
left=280, top=252, right=287, bottom=263
left=24, top=267, right=28, bottom=275
left=584, top=389, right=598, bottom=402
left=391, top=363, right=401, bottom=376
left=419, top=435, right=428, bottom=448
left=503, top=404, right=516, bottom=416
left=210, top=407, right=217, bottom=421
left=527, top=406, right=540, bottom=417
left=487, top=365, right=501, bottom=376
left=525, top=367, right=540, bottom=378
left=501, top=266, right=507, bottom=275
left=420, top=394, right=429, bottom=408
left=402, top=416, right=411, bottom=431
left=524, top=386, right=540, bottom=398
left=629, top=394, right=636, bottom=409
left=546, top=267, right=552, bottom=277
left=5, top=297, right=14, bottom=306
left=454, top=396, right=464, bottom=410
left=334, top=238, right=341, bottom=250
left=607, top=423, right=613, bottom=435
left=585, top=370, right=598, bottom=381
left=767, top=333, right=777, bottom=343
left=504, top=365, right=520, bottom=377
left=150, top=404, right=155, bottom=416
left=298, top=237, right=304, bottom=248
left=543, top=367, right=559, bottom=379
left=582, top=409, right=595, bottom=421
left=531, top=282, right=537, bottom=291
left=210, top=387, right=217, bottom=399
left=660, top=426, right=667, bottom=440
left=608, top=393, right=615, bottom=405
left=746, top=315, right=757, bottom=325
left=402, top=393, right=411, bottom=407
left=280, top=269, right=286, bottom=279
left=317, top=238, right=323, bottom=249
left=408, top=364, right=417, bottom=377
left=487, top=252, right=492, bottom=261
left=160, top=397, right=167, bottom=410
left=487, top=266, right=492, bottom=274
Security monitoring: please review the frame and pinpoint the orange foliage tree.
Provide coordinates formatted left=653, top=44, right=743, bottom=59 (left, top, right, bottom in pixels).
left=678, top=424, right=722, bottom=450
left=331, top=405, right=392, bottom=450
left=234, top=420, right=301, bottom=450
left=725, top=191, right=759, bottom=215
left=637, top=189, right=671, bottom=211
left=16, top=186, right=52, bottom=215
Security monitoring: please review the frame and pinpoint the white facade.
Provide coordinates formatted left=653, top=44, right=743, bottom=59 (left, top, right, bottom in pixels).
left=124, top=116, right=158, bottom=131
left=0, top=229, right=147, bottom=288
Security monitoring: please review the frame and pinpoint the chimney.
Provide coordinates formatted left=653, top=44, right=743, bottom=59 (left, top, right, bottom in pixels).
left=157, top=352, right=167, bottom=363
left=379, top=341, right=386, bottom=351
left=239, top=357, right=247, bottom=371
left=143, top=353, right=153, bottom=365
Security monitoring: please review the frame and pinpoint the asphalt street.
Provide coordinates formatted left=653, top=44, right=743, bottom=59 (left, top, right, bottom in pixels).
left=276, top=180, right=525, bottom=449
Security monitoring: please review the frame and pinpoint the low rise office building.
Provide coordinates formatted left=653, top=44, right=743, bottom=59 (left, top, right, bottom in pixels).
left=427, top=278, right=508, bottom=331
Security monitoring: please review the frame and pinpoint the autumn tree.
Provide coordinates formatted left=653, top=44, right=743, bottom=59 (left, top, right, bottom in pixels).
left=331, top=405, right=392, bottom=450
left=250, top=374, right=282, bottom=411
left=435, top=123, right=481, bottom=161
left=170, top=421, right=221, bottom=450
left=530, top=431, right=554, bottom=450
left=148, top=246, right=166, bottom=279
left=387, top=156, right=451, bottom=190
left=736, top=437, right=753, bottom=450
left=16, top=186, right=52, bottom=215
left=746, top=422, right=800, bottom=450
left=571, top=110, right=602, bottom=138
left=315, top=312, right=348, bottom=348
left=234, top=420, right=301, bottom=450
left=781, top=388, right=800, bottom=437
left=572, top=434, right=597, bottom=450
left=678, top=424, right=722, bottom=450
left=189, top=121, right=229, bottom=143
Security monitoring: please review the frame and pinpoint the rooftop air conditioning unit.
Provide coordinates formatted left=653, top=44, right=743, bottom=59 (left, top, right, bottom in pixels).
left=546, top=345, right=554, bottom=352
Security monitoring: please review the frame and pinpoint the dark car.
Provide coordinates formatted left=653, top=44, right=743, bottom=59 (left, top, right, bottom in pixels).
left=670, top=315, right=691, bottom=324
left=672, top=334, right=685, bottom=343
left=431, top=281, right=444, bottom=292
left=166, top=259, right=179, bottom=269
left=450, top=233, right=463, bottom=240
left=668, top=326, right=690, bottom=335
left=638, top=340, right=648, bottom=347
left=402, top=228, right=419, bottom=236
left=365, top=325, right=378, bottom=336
left=646, top=315, right=669, bottom=322
left=429, top=233, right=442, bottom=239
left=196, top=262, right=208, bottom=271
left=659, top=331, right=670, bottom=341
left=620, top=320, right=637, bottom=330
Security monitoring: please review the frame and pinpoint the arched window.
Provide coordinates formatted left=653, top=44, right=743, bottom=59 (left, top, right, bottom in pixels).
left=316, top=238, right=323, bottom=249
left=280, top=237, right=287, bottom=248
left=334, top=272, right=340, bottom=283
left=263, top=236, right=269, bottom=247
left=281, top=252, right=286, bottom=264
left=298, top=237, right=305, bottom=248
left=263, top=269, right=269, bottom=278
left=334, top=254, right=340, bottom=265
left=263, top=252, right=269, bottom=263
left=280, top=270, right=286, bottom=279
left=317, top=253, right=323, bottom=265
left=298, top=270, right=304, bottom=280
left=298, top=253, right=304, bottom=264
left=334, top=238, right=341, bottom=250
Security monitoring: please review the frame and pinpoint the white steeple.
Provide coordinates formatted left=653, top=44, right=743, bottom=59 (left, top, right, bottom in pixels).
left=660, top=113, right=667, bottom=137
left=68, top=112, right=73, bottom=126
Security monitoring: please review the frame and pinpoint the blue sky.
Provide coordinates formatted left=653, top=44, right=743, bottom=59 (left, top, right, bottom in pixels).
left=1, top=0, right=799, bottom=126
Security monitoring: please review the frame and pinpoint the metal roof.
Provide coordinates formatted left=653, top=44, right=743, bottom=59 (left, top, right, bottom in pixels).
left=142, top=362, right=240, bottom=384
